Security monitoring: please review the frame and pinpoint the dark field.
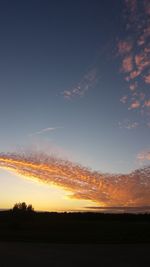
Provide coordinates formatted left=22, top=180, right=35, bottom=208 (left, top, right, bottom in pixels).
left=0, top=211, right=150, bottom=243
left=1, top=211, right=150, bottom=266
left=0, top=242, right=150, bottom=267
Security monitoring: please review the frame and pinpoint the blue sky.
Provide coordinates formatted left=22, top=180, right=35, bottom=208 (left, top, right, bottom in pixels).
left=0, top=0, right=149, bottom=172
left=0, top=0, right=149, bottom=210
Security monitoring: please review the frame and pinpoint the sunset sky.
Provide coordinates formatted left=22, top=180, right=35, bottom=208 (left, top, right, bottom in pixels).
left=0, top=0, right=149, bottom=211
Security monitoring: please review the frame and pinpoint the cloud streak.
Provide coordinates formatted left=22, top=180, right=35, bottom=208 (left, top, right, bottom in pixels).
left=29, top=127, right=63, bottom=136
left=0, top=151, right=150, bottom=207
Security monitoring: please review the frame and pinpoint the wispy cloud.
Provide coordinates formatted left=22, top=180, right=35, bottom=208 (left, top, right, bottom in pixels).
left=29, top=127, right=63, bottom=136
left=118, top=119, right=139, bottom=129
left=137, top=150, right=150, bottom=162
left=0, top=151, right=150, bottom=207
left=120, top=95, right=128, bottom=104
left=63, top=68, right=100, bottom=99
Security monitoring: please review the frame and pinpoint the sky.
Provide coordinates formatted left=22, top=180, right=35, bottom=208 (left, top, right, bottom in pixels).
left=0, top=0, right=150, bottom=211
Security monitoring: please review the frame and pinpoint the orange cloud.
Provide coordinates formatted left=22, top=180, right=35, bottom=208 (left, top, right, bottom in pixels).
left=135, top=54, right=144, bottom=68
left=144, top=74, right=150, bottom=84
left=121, top=55, right=133, bottom=73
left=135, top=53, right=150, bottom=72
left=144, top=100, right=150, bottom=107
left=129, top=100, right=140, bottom=109
left=0, top=151, right=150, bottom=207
left=129, top=70, right=141, bottom=79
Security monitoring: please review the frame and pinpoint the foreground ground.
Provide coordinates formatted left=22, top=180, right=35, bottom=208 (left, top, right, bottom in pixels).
left=0, top=211, right=150, bottom=243
left=0, top=242, right=150, bottom=267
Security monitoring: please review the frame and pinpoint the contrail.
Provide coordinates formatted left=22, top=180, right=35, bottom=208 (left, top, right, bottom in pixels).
left=0, top=151, right=150, bottom=207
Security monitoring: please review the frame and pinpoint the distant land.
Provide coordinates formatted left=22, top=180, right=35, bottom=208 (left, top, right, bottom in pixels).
left=1, top=206, right=150, bottom=213
left=85, top=206, right=150, bottom=213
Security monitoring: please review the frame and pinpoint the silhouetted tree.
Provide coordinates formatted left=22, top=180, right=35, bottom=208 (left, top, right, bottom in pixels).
left=27, top=204, right=34, bottom=213
left=12, top=202, right=34, bottom=213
